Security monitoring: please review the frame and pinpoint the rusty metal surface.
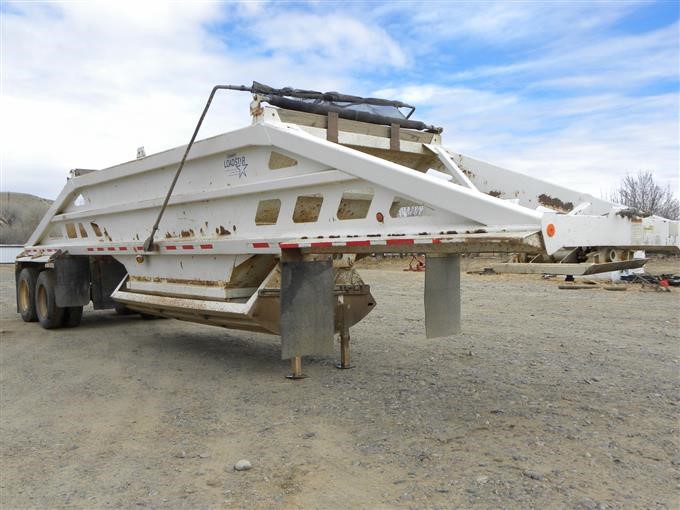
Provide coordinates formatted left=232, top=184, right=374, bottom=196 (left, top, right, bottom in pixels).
left=229, top=254, right=277, bottom=289
left=251, top=287, right=374, bottom=335
left=115, top=261, right=375, bottom=338
left=253, top=264, right=375, bottom=335
left=291, top=231, right=544, bottom=255
left=493, top=258, right=648, bottom=276
left=268, top=151, right=298, bottom=170
left=130, top=275, right=225, bottom=287
left=292, top=195, right=324, bottom=223
left=336, top=193, right=372, bottom=220
left=538, top=193, right=574, bottom=213
left=255, top=199, right=282, bottom=225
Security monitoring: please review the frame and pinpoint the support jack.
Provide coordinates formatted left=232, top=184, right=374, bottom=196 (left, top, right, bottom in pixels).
left=335, top=322, right=354, bottom=369
left=286, top=356, right=307, bottom=380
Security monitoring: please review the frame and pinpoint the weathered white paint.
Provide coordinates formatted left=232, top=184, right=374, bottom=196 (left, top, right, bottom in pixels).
left=16, top=103, right=679, bottom=308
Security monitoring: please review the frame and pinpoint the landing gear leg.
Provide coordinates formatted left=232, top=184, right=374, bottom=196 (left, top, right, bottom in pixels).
left=336, top=317, right=353, bottom=369
left=286, top=356, right=306, bottom=380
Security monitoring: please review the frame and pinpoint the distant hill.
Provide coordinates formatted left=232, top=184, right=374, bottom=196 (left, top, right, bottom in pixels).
left=0, top=192, right=53, bottom=244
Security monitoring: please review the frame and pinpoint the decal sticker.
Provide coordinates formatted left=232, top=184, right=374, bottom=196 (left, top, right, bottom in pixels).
left=224, top=153, right=248, bottom=178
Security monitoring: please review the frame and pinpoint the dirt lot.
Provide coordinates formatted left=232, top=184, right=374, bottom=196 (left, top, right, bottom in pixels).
left=1, top=259, right=678, bottom=509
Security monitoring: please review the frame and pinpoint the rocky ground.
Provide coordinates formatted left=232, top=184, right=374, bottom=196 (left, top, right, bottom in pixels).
left=0, top=259, right=678, bottom=509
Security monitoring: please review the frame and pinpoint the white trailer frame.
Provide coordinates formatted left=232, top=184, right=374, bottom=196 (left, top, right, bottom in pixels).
left=15, top=89, right=679, bottom=376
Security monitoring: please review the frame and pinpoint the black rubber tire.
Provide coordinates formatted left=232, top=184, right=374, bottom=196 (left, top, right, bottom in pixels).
left=62, top=306, right=83, bottom=327
left=35, top=270, right=64, bottom=329
left=114, top=303, right=135, bottom=315
left=17, top=267, right=40, bottom=322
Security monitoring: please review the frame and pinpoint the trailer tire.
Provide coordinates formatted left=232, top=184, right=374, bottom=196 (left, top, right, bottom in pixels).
left=35, top=270, right=65, bottom=329
left=62, top=306, right=83, bottom=327
left=17, top=267, right=40, bottom=322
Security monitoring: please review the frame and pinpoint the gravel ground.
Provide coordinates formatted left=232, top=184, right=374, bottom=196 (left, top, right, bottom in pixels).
left=0, top=260, right=678, bottom=509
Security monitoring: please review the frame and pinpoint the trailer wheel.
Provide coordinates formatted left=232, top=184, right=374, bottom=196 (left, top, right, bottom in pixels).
left=62, top=306, right=83, bottom=327
left=35, top=270, right=65, bottom=329
left=17, top=267, right=40, bottom=322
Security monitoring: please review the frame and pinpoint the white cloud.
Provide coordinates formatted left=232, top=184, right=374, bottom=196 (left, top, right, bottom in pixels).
left=450, top=22, right=679, bottom=92
left=396, top=1, right=643, bottom=47
left=249, top=12, right=407, bottom=69
left=377, top=84, right=679, bottom=195
left=1, top=2, right=398, bottom=198
left=367, top=7, right=679, bottom=196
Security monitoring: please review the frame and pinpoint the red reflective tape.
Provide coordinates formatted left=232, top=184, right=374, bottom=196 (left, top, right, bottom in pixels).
left=346, top=240, right=371, bottom=247
left=200, top=244, right=213, bottom=249
left=182, top=245, right=194, bottom=250
left=119, top=246, right=128, bottom=251
left=166, top=245, right=177, bottom=250
left=311, top=241, right=333, bottom=248
left=96, top=247, right=104, bottom=251
left=135, top=246, right=143, bottom=251
left=107, top=247, right=115, bottom=251
left=252, top=242, right=270, bottom=248
left=386, top=238, right=414, bottom=246
left=87, top=248, right=94, bottom=252
left=279, top=243, right=299, bottom=249
left=432, top=238, right=442, bottom=244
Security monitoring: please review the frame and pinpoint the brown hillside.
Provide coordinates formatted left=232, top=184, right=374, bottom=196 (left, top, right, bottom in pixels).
left=0, top=192, right=53, bottom=244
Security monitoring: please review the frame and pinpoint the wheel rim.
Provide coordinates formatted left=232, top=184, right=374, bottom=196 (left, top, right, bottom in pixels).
left=18, top=280, right=30, bottom=312
left=36, top=284, right=48, bottom=319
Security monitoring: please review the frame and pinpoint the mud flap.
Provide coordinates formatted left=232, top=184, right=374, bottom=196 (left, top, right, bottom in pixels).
left=55, top=256, right=90, bottom=307
left=424, top=254, right=461, bottom=338
left=280, top=256, right=335, bottom=360
left=90, top=256, right=128, bottom=309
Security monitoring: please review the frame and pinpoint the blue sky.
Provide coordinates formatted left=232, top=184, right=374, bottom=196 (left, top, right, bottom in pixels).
left=1, top=1, right=678, bottom=199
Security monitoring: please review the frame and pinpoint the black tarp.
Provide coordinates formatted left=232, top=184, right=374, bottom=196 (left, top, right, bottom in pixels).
left=250, top=82, right=442, bottom=133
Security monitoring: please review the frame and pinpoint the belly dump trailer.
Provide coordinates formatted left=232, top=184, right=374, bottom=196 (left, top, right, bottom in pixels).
left=15, top=82, right=680, bottom=377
